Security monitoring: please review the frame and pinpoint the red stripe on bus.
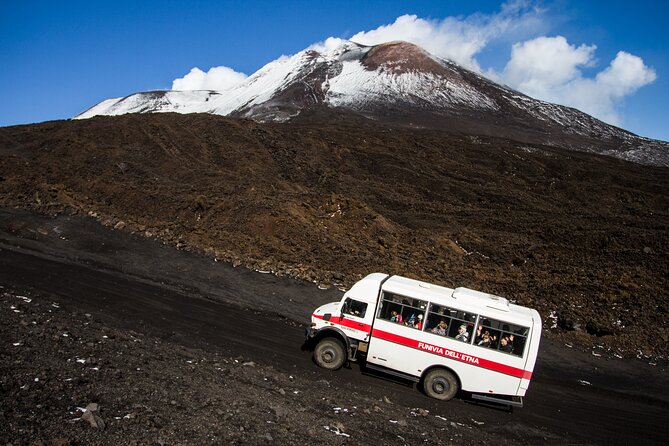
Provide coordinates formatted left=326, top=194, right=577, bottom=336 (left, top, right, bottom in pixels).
left=372, top=328, right=532, bottom=380
left=312, top=314, right=373, bottom=333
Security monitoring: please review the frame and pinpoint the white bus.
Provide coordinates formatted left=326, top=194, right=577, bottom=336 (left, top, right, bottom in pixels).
left=305, top=273, right=541, bottom=406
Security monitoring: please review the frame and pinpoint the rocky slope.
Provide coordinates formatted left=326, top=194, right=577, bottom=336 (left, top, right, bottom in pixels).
left=1, top=113, right=667, bottom=357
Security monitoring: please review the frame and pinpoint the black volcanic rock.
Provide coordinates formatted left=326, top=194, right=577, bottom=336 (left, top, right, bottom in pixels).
left=1, top=112, right=668, bottom=356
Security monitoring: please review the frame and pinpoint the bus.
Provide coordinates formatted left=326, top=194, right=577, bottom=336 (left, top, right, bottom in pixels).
left=305, top=273, right=541, bottom=406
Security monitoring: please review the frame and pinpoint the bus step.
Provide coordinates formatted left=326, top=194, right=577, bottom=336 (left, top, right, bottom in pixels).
left=364, top=363, right=420, bottom=383
left=471, top=394, right=523, bottom=408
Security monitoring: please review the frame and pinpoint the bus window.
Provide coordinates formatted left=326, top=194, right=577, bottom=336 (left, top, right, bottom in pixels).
left=377, top=293, right=404, bottom=322
left=442, top=306, right=476, bottom=342
left=426, top=303, right=451, bottom=336
left=476, top=317, right=529, bottom=356
left=342, top=297, right=368, bottom=318
left=377, top=293, right=427, bottom=330
left=401, top=298, right=427, bottom=331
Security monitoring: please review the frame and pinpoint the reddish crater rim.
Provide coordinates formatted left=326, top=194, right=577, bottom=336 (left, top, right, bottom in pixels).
left=361, top=41, right=451, bottom=76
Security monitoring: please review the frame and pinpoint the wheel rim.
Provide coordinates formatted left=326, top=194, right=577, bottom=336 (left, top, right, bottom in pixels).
left=432, top=377, right=449, bottom=394
left=322, top=348, right=336, bottom=364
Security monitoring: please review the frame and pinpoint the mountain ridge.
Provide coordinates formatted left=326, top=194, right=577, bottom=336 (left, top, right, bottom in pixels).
left=76, top=40, right=668, bottom=166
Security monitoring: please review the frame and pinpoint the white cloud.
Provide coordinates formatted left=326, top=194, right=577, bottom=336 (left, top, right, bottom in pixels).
left=500, top=36, right=656, bottom=124
left=172, top=66, right=247, bottom=91
left=597, top=51, right=657, bottom=94
left=346, top=2, right=544, bottom=72
left=308, top=36, right=346, bottom=53
left=501, top=36, right=596, bottom=96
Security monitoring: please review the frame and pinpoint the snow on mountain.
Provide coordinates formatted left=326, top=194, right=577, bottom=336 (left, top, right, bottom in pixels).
left=77, top=41, right=501, bottom=120
left=76, top=90, right=220, bottom=119
left=75, top=40, right=668, bottom=166
left=326, top=49, right=498, bottom=112
left=76, top=43, right=348, bottom=121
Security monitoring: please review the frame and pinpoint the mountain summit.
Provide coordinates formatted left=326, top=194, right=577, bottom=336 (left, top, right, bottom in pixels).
left=77, top=40, right=668, bottom=166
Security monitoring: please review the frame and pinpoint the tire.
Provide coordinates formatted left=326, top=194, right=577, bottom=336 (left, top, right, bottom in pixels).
left=313, top=338, right=346, bottom=370
left=423, top=368, right=459, bottom=401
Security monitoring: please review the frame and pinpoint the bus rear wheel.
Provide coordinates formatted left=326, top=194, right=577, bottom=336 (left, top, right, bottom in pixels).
left=423, top=369, right=459, bottom=401
left=314, top=338, right=346, bottom=370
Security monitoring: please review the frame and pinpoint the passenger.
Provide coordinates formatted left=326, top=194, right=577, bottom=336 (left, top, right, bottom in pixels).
left=477, top=331, right=491, bottom=347
left=508, top=334, right=518, bottom=352
left=413, top=314, right=423, bottom=330
left=512, top=335, right=525, bottom=355
left=499, top=337, right=513, bottom=353
left=431, top=320, right=447, bottom=336
left=455, top=324, right=469, bottom=342
left=474, top=324, right=483, bottom=343
left=390, top=311, right=403, bottom=324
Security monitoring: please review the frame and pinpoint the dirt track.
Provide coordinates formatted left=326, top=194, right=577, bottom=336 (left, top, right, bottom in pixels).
left=1, top=209, right=667, bottom=445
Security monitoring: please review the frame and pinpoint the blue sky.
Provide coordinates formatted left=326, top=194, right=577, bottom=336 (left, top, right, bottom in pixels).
left=1, top=0, right=667, bottom=141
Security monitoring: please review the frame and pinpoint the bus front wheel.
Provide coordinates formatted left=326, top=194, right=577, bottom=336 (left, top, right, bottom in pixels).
left=423, top=369, right=459, bottom=401
left=314, top=338, right=346, bottom=370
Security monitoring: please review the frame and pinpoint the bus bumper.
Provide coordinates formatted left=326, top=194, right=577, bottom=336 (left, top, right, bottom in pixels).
left=305, top=324, right=317, bottom=341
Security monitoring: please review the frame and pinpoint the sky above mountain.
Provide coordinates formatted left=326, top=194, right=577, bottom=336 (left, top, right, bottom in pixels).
left=1, top=0, right=667, bottom=142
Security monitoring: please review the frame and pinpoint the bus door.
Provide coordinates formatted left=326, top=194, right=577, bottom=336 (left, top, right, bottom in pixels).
left=338, top=296, right=375, bottom=342
left=365, top=291, right=430, bottom=375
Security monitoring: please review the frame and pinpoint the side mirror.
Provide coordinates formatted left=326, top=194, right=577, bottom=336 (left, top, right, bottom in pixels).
left=340, top=300, right=349, bottom=318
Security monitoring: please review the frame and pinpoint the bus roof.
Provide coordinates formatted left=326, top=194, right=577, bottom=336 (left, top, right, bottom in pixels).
left=377, top=274, right=536, bottom=325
